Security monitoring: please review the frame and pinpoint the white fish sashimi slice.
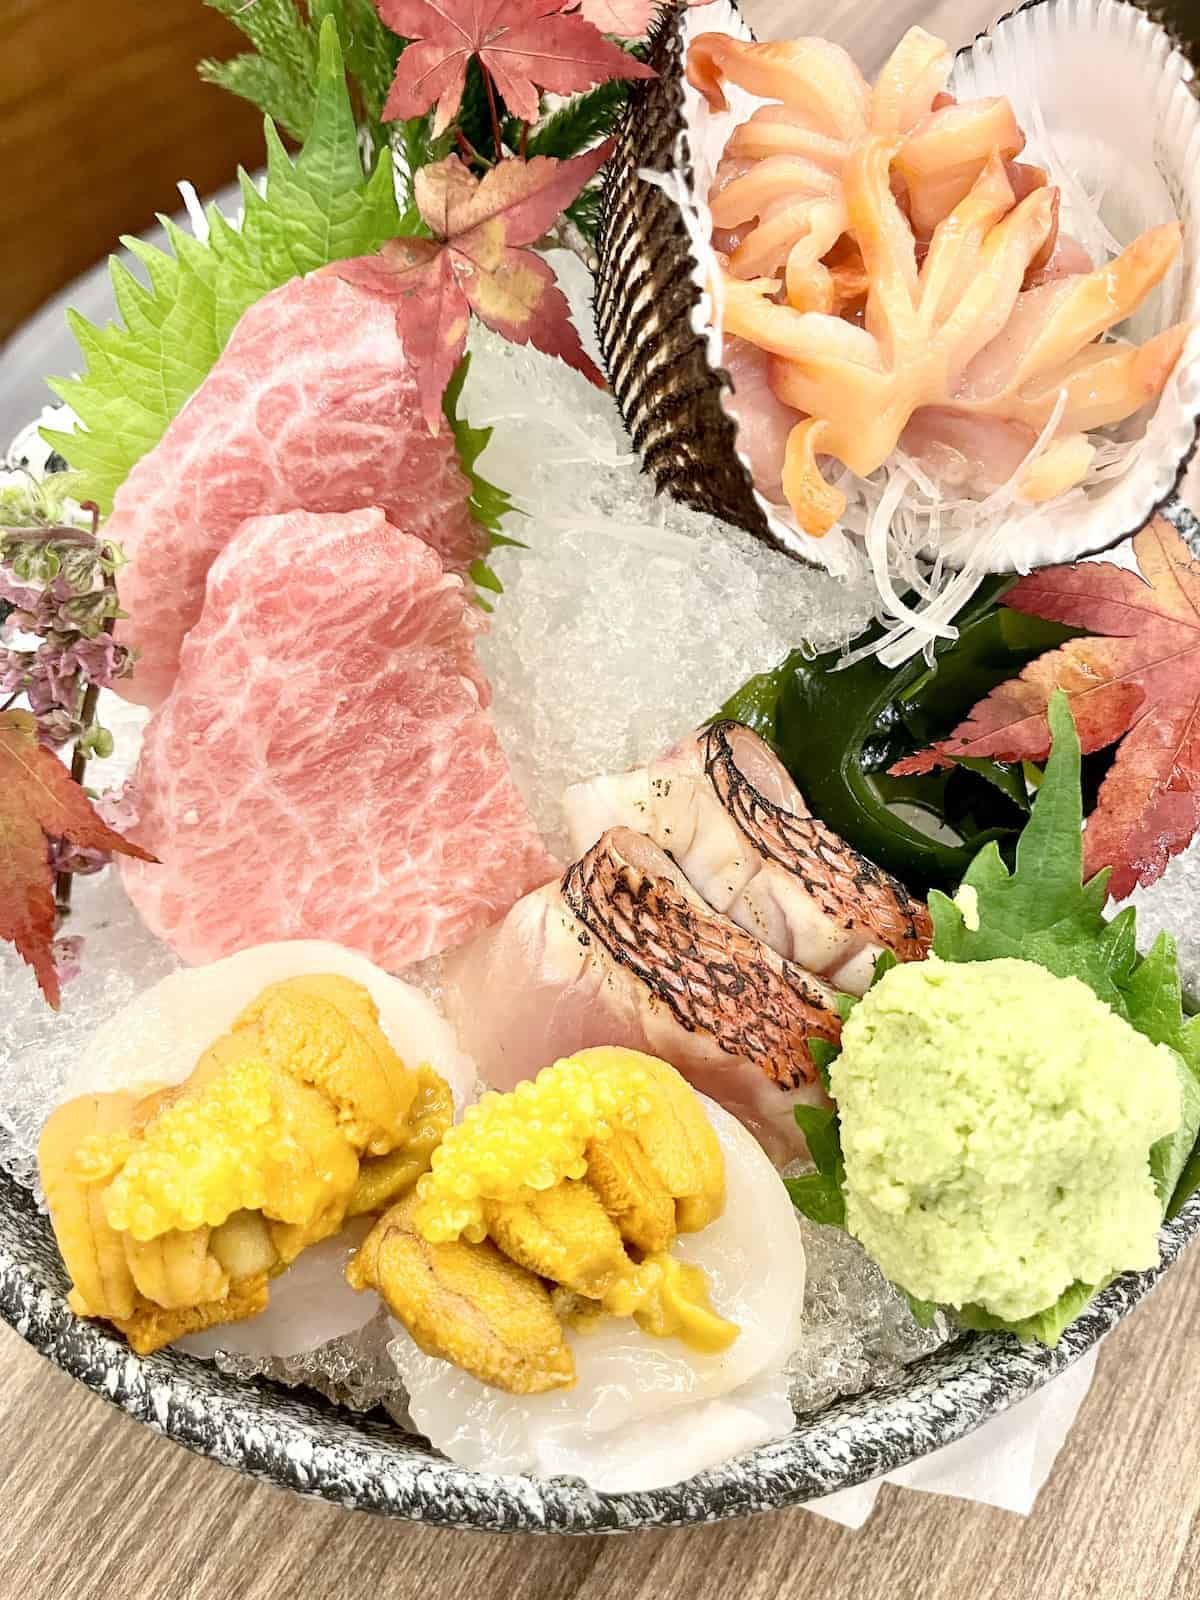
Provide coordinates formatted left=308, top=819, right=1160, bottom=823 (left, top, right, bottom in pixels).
left=442, top=829, right=838, bottom=1165
left=178, top=1219, right=374, bottom=1360
left=63, top=939, right=478, bottom=1113
left=564, top=723, right=931, bottom=995
left=386, top=1099, right=806, bottom=1492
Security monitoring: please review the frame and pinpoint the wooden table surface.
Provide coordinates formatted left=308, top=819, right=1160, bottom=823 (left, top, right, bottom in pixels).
left=6, top=1, right=1200, bottom=1596
left=2, top=1250, right=1199, bottom=1600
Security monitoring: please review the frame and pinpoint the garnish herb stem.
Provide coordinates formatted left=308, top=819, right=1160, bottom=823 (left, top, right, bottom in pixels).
left=53, top=503, right=117, bottom=920
left=483, top=65, right=503, bottom=160
left=53, top=707, right=95, bottom=917
left=456, top=129, right=492, bottom=168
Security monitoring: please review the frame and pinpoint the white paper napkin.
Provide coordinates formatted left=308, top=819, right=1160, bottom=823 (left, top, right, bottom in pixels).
left=803, top=1348, right=1099, bottom=1529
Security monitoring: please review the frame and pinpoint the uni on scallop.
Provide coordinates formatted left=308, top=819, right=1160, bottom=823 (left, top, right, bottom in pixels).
left=595, top=0, right=1200, bottom=662
left=38, top=941, right=478, bottom=1359
left=348, top=1047, right=808, bottom=1494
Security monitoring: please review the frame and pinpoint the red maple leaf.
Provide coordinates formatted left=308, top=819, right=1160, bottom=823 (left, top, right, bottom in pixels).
left=0, top=711, right=156, bottom=1008
left=376, top=0, right=654, bottom=132
left=575, top=0, right=713, bottom=40
left=891, top=517, right=1200, bottom=901
left=339, top=146, right=610, bottom=430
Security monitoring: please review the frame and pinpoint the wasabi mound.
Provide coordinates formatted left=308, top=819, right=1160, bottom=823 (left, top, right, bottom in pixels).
left=832, top=956, right=1183, bottom=1322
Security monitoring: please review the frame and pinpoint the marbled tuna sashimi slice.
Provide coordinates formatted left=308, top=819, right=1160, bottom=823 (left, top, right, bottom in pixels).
left=121, top=508, right=556, bottom=969
left=107, top=265, right=483, bottom=710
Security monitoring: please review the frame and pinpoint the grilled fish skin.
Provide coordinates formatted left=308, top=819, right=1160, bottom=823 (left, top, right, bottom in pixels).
left=565, top=721, right=931, bottom=993
left=443, top=827, right=840, bottom=1164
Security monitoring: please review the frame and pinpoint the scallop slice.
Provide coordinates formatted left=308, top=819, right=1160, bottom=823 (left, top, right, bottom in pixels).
left=597, top=0, right=1200, bottom=591
left=61, top=940, right=478, bottom=1359
left=63, top=939, right=477, bottom=1112
left=384, top=1097, right=806, bottom=1493
left=179, top=1220, right=375, bottom=1360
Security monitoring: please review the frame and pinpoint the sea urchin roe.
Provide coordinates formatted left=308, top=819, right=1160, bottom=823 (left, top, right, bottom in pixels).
left=415, top=1047, right=725, bottom=1244
left=627, top=1255, right=737, bottom=1351
left=100, top=1050, right=359, bottom=1240
left=347, top=1192, right=574, bottom=1394
left=584, top=1131, right=677, bottom=1253
left=112, top=1274, right=271, bottom=1358
left=346, top=1066, right=455, bottom=1219
left=486, top=1180, right=630, bottom=1300
left=353, top=1048, right=737, bottom=1391
left=231, top=975, right=419, bottom=1155
left=38, top=974, right=455, bottom=1355
left=39, top=1090, right=144, bottom=1323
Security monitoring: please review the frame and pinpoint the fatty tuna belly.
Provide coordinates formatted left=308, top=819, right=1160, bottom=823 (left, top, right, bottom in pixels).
left=121, top=507, right=556, bottom=969
left=107, top=265, right=483, bottom=710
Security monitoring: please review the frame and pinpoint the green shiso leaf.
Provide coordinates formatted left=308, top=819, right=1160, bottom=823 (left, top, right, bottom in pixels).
left=43, top=18, right=400, bottom=514
left=792, top=1105, right=841, bottom=1179
left=927, top=691, right=1103, bottom=966
left=310, top=0, right=403, bottom=133
left=442, top=355, right=522, bottom=606
left=904, top=1292, right=940, bottom=1329
left=954, top=1278, right=1100, bottom=1347
left=785, top=1105, right=847, bottom=1227
left=784, top=1172, right=846, bottom=1229
left=928, top=692, right=1200, bottom=1105
left=807, top=1038, right=838, bottom=1092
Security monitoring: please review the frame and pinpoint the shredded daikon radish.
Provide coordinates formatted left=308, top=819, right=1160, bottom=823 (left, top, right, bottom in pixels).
left=871, top=391, right=1071, bottom=667
left=176, top=181, right=210, bottom=244
left=1027, top=97, right=1124, bottom=264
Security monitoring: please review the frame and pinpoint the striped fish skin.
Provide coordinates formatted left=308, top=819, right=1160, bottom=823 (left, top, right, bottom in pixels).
left=443, top=828, right=840, bottom=1165
left=565, top=721, right=931, bottom=994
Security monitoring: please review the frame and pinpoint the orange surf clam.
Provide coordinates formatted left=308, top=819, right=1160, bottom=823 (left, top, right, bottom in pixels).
left=594, top=0, right=1200, bottom=650
left=688, top=21, right=1193, bottom=541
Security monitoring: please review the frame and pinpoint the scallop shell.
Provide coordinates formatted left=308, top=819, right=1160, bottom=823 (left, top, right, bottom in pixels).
left=596, top=0, right=1200, bottom=582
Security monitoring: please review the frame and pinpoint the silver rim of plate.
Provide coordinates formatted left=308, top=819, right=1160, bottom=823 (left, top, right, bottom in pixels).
left=1, top=1165, right=1195, bottom=1531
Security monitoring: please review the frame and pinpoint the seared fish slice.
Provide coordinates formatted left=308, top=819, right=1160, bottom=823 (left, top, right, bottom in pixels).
left=442, top=828, right=840, bottom=1164
left=564, top=721, right=931, bottom=994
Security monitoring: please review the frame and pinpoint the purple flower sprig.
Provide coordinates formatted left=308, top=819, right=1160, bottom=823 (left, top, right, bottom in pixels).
left=1, top=510, right=131, bottom=746
left=1, top=503, right=133, bottom=919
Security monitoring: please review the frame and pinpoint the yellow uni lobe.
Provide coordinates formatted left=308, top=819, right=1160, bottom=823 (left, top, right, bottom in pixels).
left=371, top=1046, right=740, bottom=1379
left=40, top=973, right=459, bottom=1358
left=413, top=1052, right=661, bottom=1244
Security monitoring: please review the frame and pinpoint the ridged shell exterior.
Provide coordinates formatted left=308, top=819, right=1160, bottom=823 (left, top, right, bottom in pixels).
left=596, top=0, right=1200, bottom=574
left=595, top=4, right=772, bottom=548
